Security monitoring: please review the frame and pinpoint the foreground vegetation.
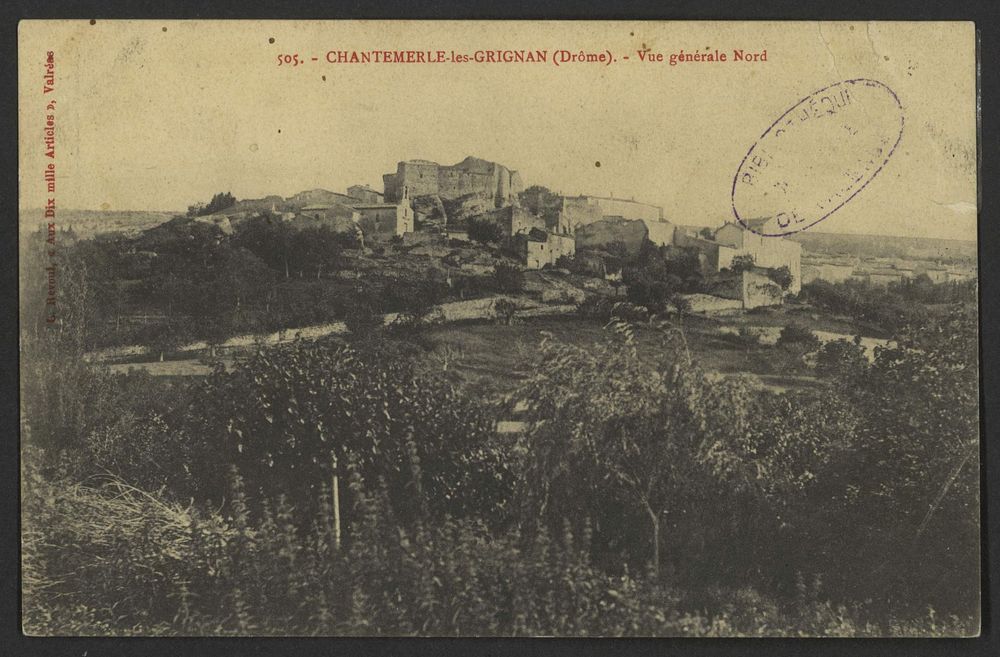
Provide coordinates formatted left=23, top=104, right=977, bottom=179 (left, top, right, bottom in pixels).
left=21, top=288, right=979, bottom=635
left=19, top=207, right=980, bottom=636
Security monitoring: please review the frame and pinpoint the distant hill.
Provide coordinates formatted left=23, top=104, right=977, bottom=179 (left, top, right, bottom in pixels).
left=680, top=224, right=976, bottom=263
left=786, top=231, right=977, bottom=263
left=19, top=209, right=178, bottom=239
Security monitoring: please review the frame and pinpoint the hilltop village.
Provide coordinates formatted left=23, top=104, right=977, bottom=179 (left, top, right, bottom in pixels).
left=33, top=154, right=975, bottom=366
left=186, top=155, right=807, bottom=312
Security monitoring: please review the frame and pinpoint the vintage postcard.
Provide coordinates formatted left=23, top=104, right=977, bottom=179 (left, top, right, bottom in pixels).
left=19, top=20, right=979, bottom=637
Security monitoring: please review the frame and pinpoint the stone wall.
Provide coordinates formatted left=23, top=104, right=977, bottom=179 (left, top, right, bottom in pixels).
left=561, top=195, right=663, bottom=227
left=714, top=222, right=801, bottom=293
left=575, top=217, right=649, bottom=256
left=347, top=185, right=383, bottom=204
left=741, top=270, right=785, bottom=309
left=383, top=156, right=523, bottom=206
left=484, top=206, right=546, bottom=237
left=645, top=220, right=676, bottom=247
left=672, top=232, right=739, bottom=275
left=516, top=231, right=576, bottom=269
left=356, top=203, right=414, bottom=241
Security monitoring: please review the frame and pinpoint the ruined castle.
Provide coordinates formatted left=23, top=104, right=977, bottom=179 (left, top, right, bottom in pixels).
left=382, top=156, right=524, bottom=207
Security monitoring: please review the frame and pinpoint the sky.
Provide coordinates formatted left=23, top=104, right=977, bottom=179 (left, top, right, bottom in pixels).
left=19, top=20, right=978, bottom=241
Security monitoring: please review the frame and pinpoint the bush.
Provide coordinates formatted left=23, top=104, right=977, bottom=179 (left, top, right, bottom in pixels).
left=609, top=301, right=650, bottom=324
left=576, top=295, right=615, bottom=320
left=493, top=298, right=518, bottom=325
left=344, top=292, right=385, bottom=337
left=775, top=324, right=820, bottom=353
left=814, top=338, right=869, bottom=379
left=491, top=261, right=525, bottom=294
left=730, top=254, right=756, bottom=274
left=767, top=266, right=794, bottom=291
left=467, top=217, right=505, bottom=245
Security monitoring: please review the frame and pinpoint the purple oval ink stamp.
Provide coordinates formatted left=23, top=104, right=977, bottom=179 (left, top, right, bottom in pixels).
left=731, top=78, right=904, bottom=237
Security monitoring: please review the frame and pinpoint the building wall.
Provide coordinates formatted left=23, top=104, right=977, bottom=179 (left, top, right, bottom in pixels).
left=559, top=197, right=604, bottom=228
left=673, top=233, right=738, bottom=274
left=802, top=263, right=854, bottom=284
left=437, top=168, right=496, bottom=200
left=347, top=185, right=383, bottom=204
left=356, top=203, right=414, bottom=241
left=516, top=232, right=576, bottom=270
left=645, top=220, right=676, bottom=247
left=560, top=195, right=663, bottom=228
left=714, top=223, right=801, bottom=294
left=383, top=157, right=524, bottom=206
left=548, top=232, right=576, bottom=263
left=523, top=241, right=546, bottom=270
left=387, top=161, right=440, bottom=201
left=741, top=270, right=785, bottom=309
left=868, top=272, right=903, bottom=286
left=575, top=217, right=649, bottom=256
left=590, top=196, right=662, bottom=221
left=495, top=206, right=546, bottom=237
left=714, top=223, right=747, bottom=249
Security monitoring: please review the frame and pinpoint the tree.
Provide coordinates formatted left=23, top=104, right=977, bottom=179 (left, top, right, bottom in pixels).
left=730, top=254, right=756, bottom=274
left=767, top=265, right=794, bottom=291
left=289, top=226, right=344, bottom=279
left=187, top=341, right=513, bottom=526
left=698, top=227, right=715, bottom=240
left=512, top=321, right=761, bottom=578
left=815, top=337, right=869, bottom=380
left=492, top=261, right=525, bottom=293
left=830, top=306, right=980, bottom=616
left=344, top=288, right=385, bottom=337
left=775, top=324, right=820, bottom=353
left=467, top=217, right=505, bottom=245
left=519, top=185, right=562, bottom=224
left=493, top=298, right=518, bottom=325
left=234, top=215, right=295, bottom=278
left=386, top=278, right=447, bottom=331
left=197, top=192, right=237, bottom=216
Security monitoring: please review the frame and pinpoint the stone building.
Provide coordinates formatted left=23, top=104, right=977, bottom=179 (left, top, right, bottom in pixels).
left=575, top=216, right=677, bottom=257
left=705, top=268, right=785, bottom=309
left=673, top=232, right=740, bottom=273
left=559, top=194, right=664, bottom=228
left=347, top=185, right=384, bottom=205
left=382, top=156, right=524, bottom=207
left=485, top=206, right=547, bottom=238
left=801, top=262, right=855, bottom=284
left=512, top=227, right=576, bottom=269
left=354, top=185, right=415, bottom=241
left=713, top=222, right=802, bottom=294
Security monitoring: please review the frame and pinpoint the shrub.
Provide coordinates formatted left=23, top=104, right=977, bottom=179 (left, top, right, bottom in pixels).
left=467, top=217, right=505, bottom=245
left=775, top=324, right=820, bottom=352
left=493, top=298, right=518, bottom=325
left=814, top=338, right=869, bottom=379
left=344, top=292, right=385, bottom=337
left=576, top=295, right=615, bottom=320
left=185, top=341, right=513, bottom=526
left=609, top=301, right=650, bottom=324
left=491, top=261, right=525, bottom=294
left=730, top=254, right=756, bottom=274
left=767, top=265, right=794, bottom=291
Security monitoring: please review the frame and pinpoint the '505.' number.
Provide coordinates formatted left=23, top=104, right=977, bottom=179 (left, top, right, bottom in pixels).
left=277, top=54, right=302, bottom=66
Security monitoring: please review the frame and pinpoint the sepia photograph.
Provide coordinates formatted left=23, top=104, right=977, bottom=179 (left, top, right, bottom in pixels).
left=18, top=20, right=980, bottom=637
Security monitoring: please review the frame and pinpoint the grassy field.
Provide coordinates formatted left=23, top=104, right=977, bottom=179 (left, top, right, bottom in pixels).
left=108, top=302, right=870, bottom=398
left=416, top=307, right=857, bottom=400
